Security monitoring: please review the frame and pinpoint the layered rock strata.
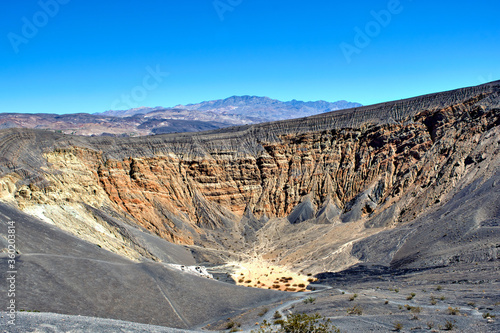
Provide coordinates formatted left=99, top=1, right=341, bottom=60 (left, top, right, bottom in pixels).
left=0, top=81, right=498, bottom=270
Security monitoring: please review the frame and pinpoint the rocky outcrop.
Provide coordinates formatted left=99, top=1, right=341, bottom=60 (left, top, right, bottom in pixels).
left=0, top=81, right=499, bottom=271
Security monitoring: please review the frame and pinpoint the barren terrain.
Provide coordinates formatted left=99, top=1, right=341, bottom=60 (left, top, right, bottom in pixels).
left=0, top=81, right=499, bottom=332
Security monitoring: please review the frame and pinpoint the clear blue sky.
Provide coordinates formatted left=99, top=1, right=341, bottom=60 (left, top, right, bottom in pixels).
left=0, top=0, right=499, bottom=114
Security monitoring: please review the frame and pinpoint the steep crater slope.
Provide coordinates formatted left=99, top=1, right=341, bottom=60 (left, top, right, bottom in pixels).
left=0, top=81, right=499, bottom=278
left=0, top=203, right=289, bottom=329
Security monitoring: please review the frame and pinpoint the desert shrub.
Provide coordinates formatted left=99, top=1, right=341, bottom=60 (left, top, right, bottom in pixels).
left=483, top=312, right=496, bottom=319
left=440, top=296, right=446, bottom=301
left=303, top=296, right=315, bottom=304
left=427, top=321, right=434, bottom=329
left=349, top=293, right=358, bottom=301
left=258, top=308, right=268, bottom=317
left=436, top=285, right=443, bottom=291
left=443, top=319, right=456, bottom=330
left=447, top=307, right=460, bottom=315
left=393, top=322, right=403, bottom=331
left=226, top=320, right=241, bottom=329
left=253, top=313, right=340, bottom=333
left=298, top=283, right=305, bottom=288
left=411, top=306, right=421, bottom=314
left=467, top=301, right=475, bottom=307
left=347, top=305, right=363, bottom=315
left=273, top=311, right=282, bottom=319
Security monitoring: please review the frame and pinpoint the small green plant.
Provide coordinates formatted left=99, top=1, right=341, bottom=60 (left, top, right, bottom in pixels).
left=19, top=309, right=40, bottom=313
left=394, top=288, right=399, bottom=293
left=303, top=296, right=316, bottom=304
left=411, top=306, right=422, bottom=314
left=430, top=296, right=437, bottom=305
left=440, top=296, right=446, bottom=301
left=483, top=312, right=496, bottom=319
left=349, top=293, right=358, bottom=301
left=273, top=311, right=282, bottom=320
left=226, top=321, right=241, bottom=330
left=447, top=307, right=460, bottom=315
left=393, top=321, right=403, bottom=331
left=407, top=293, right=416, bottom=300
left=347, top=305, right=363, bottom=315
left=436, top=285, right=443, bottom=291
left=443, top=319, right=456, bottom=330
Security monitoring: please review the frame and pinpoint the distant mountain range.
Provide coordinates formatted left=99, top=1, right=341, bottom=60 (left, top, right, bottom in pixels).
left=171, top=95, right=362, bottom=120
left=101, top=96, right=362, bottom=121
left=0, top=96, right=361, bottom=136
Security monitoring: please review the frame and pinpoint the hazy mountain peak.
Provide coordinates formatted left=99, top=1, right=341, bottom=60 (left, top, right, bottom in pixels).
left=1, top=96, right=362, bottom=136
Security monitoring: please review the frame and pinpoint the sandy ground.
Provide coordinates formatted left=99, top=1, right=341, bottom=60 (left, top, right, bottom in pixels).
left=228, top=259, right=316, bottom=292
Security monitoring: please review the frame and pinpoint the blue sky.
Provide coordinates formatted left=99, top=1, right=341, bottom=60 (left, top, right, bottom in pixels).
left=0, top=0, right=499, bottom=114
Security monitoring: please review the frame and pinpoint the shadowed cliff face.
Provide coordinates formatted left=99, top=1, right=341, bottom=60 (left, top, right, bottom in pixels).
left=0, top=81, right=499, bottom=272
